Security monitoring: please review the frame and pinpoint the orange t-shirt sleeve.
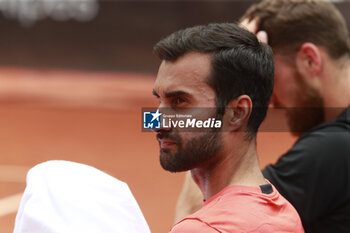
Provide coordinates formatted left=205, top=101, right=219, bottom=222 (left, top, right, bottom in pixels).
left=169, top=218, right=220, bottom=233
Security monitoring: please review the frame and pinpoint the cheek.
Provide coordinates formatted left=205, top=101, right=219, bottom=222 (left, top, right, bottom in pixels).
left=273, top=73, right=299, bottom=107
left=272, top=77, right=287, bottom=106
left=178, top=131, right=204, bottom=144
left=273, top=58, right=301, bottom=107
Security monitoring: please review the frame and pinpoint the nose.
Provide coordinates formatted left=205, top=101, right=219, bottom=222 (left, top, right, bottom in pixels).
left=152, top=121, right=171, bottom=133
left=152, top=127, right=170, bottom=134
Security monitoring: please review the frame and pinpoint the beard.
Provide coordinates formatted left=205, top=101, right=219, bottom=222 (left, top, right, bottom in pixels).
left=157, top=129, right=222, bottom=172
left=285, top=71, right=324, bottom=136
left=156, top=108, right=223, bottom=173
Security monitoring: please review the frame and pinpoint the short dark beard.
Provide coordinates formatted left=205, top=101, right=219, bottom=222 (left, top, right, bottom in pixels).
left=157, top=111, right=223, bottom=172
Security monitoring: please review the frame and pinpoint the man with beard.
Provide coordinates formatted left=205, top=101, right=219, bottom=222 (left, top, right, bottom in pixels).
left=174, top=1, right=350, bottom=232
left=152, top=23, right=304, bottom=232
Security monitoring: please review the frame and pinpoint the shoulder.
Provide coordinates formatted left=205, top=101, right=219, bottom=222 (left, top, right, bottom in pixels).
left=263, top=113, right=350, bottom=198
left=298, top=108, right=350, bottom=152
left=181, top=187, right=302, bottom=232
left=291, top=122, right=350, bottom=163
left=270, top=119, right=350, bottom=168
left=169, top=218, right=220, bottom=233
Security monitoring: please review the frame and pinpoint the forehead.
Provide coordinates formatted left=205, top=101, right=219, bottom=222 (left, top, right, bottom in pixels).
left=153, top=52, right=213, bottom=96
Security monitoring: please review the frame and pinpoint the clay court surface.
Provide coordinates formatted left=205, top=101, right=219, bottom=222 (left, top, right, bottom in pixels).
left=0, top=67, right=296, bottom=233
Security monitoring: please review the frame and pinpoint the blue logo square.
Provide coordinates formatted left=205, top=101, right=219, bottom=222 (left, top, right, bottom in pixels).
left=143, top=110, right=161, bottom=129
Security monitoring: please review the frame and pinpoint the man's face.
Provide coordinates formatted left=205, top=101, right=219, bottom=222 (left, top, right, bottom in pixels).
left=272, top=54, right=324, bottom=135
left=152, top=52, right=223, bottom=172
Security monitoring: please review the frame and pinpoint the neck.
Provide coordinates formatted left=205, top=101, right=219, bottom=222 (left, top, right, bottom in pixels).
left=191, top=134, right=266, bottom=201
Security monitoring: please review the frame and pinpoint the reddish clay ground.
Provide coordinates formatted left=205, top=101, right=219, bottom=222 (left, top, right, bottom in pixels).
left=0, top=68, right=296, bottom=233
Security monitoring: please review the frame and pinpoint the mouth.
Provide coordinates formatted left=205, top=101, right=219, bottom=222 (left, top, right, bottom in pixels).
left=158, top=139, right=177, bottom=149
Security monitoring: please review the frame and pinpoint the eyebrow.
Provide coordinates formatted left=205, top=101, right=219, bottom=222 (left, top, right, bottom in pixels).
left=152, top=89, right=190, bottom=98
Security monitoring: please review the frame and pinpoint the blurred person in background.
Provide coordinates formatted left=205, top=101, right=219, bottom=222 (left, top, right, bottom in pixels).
left=153, top=22, right=303, bottom=232
left=174, top=1, right=350, bottom=232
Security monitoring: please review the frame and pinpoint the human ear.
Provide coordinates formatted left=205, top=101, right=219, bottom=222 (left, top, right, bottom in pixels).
left=296, top=43, right=322, bottom=79
left=224, top=95, right=252, bottom=131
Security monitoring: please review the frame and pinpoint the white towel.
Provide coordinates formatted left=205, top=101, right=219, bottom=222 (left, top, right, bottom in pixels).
left=13, top=160, right=151, bottom=233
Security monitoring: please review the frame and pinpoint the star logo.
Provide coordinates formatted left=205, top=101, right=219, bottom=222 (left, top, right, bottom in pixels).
left=151, top=109, right=162, bottom=122
left=143, top=109, right=162, bottom=129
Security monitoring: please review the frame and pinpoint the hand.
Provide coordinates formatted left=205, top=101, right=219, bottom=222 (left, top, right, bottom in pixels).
left=240, top=18, right=268, bottom=44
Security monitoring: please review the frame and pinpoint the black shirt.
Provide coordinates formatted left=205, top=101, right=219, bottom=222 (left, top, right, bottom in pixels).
left=263, top=107, right=350, bottom=233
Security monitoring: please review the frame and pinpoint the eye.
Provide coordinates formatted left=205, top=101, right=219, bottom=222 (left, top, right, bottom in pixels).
left=172, top=97, right=187, bottom=107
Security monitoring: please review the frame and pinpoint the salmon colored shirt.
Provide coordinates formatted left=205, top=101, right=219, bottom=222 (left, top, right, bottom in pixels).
left=169, top=182, right=304, bottom=233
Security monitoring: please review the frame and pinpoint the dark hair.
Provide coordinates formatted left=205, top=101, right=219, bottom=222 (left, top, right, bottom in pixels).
left=153, top=23, right=274, bottom=136
left=242, top=0, right=350, bottom=59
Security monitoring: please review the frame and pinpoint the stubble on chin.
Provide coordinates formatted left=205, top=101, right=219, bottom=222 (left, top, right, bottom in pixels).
left=159, top=131, right=222, bottom=173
